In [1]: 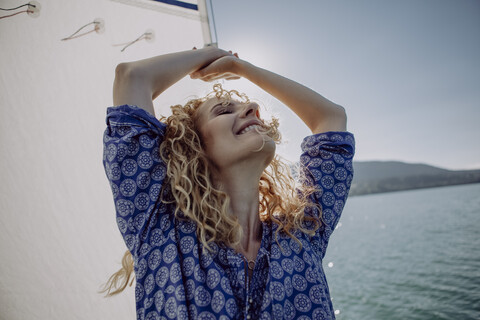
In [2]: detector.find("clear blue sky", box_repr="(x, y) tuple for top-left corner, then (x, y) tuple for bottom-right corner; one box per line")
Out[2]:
(210, 0), (480, 170)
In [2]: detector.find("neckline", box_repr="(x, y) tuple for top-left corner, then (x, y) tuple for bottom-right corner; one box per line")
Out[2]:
(228, 220), (271, 264)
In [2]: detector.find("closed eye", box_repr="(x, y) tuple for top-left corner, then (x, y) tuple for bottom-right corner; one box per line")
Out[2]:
(217, 108), (232, 115)
(215, 102), (234, 115)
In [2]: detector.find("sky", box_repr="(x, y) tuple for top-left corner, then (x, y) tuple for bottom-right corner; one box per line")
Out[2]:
(207, 0), (480, 170)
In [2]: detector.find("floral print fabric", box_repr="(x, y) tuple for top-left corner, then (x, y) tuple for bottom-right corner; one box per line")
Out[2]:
(103, 105), (355, 320)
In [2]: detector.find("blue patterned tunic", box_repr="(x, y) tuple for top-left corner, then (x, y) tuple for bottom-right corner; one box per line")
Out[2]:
(103, 105), (355, 320)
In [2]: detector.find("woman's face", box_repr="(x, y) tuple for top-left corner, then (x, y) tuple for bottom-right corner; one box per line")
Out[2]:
(195, 97), (275, 171)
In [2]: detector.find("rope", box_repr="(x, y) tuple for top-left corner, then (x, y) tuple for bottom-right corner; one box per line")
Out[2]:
(61, 22), (96, 41)
(0, 9), (30, 19)
(0, 3), (31, 11)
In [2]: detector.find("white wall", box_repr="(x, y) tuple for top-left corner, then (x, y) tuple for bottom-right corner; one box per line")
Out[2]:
(0, 1), (209, 318)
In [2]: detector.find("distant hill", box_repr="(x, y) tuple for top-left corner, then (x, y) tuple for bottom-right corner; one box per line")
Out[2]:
(350, 161), (480, 196)
(352, 161), (450, 183)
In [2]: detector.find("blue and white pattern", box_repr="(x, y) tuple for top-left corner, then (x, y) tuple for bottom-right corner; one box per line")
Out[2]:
(103, 105), (355, 320)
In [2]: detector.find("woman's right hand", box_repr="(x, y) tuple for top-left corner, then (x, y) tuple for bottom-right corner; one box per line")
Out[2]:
(190, 51), (242, 82)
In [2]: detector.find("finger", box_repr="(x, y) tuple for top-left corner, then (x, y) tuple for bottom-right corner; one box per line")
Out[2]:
(201, 75), (225, 82)
(191, 64), (217, 78)
(195, 73), (219, 82)
(202, 76), (218, 82)
(207, 74), (235, 81)
(191, 71), (209, 79)
(190, 69), (205, 78)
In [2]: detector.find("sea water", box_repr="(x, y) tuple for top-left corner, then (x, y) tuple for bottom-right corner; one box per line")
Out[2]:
(324, 183), (480, 320)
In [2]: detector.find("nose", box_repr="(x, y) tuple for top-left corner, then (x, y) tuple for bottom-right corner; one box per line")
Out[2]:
(240, 102), (260, 118)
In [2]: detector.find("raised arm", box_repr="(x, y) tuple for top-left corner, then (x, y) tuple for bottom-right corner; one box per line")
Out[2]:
(113, 47), (234, 116)
(190, 56), (347, 134)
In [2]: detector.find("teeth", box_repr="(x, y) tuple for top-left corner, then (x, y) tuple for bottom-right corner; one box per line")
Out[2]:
(239, 125), (260, 135)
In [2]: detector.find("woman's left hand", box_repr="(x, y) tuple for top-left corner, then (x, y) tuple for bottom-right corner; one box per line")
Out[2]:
(190, 51), (242, 81)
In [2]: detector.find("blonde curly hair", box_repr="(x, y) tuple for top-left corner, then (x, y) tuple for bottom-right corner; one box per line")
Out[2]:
(99, 84), (321, 297)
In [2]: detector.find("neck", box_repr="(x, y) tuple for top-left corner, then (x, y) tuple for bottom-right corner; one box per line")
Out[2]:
(214, 161), (264, 252)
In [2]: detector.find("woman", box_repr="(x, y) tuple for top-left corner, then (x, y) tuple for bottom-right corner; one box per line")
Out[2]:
(101, 46), (355, 320)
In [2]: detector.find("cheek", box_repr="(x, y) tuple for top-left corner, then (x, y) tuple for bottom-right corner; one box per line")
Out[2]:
(203, 131), (231, 157)
(202, 119), (232, 144)
(201, 129), (238, 167)
(200, 127), (227, 157)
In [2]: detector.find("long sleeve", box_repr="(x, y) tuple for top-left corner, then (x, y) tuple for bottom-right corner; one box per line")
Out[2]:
(103, 104), (168, 255)
(299, 131), (355, 258)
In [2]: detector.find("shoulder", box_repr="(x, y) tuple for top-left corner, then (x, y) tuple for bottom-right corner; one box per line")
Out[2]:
(106, 104), (166, 135)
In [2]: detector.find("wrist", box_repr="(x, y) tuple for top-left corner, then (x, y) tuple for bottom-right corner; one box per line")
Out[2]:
(201, 46), (229, 61)
(235, 59), (256, 78)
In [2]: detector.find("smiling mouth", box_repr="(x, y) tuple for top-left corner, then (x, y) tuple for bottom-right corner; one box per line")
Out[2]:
(238, 124), (262, 135)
